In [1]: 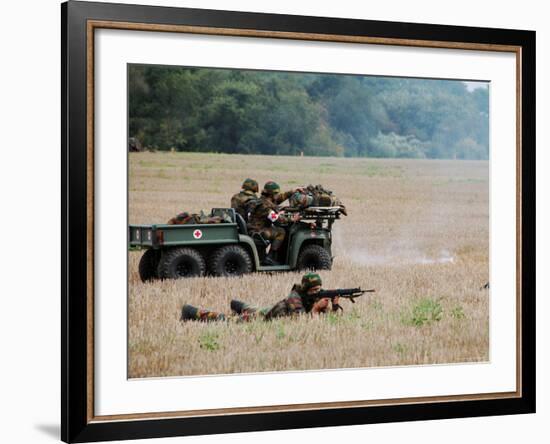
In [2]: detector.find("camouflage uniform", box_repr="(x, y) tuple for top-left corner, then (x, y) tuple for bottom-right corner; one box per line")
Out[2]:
(181, 273), (325, 322)
(231, 178), (259, 220)
(167, 210), (228, 225)
(247, 181), (296, 255)
(288, 191), (314, 209)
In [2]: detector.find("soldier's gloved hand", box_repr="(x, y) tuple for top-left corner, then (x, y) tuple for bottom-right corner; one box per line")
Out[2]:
(331, 296), (343, 313)
(312, 298), (330, 314)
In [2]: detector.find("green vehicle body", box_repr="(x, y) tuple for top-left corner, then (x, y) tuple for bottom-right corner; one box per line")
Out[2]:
(129, 207), (339, 280)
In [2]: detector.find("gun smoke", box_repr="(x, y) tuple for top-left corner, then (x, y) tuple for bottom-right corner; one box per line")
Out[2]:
(332, 228), (456, 266)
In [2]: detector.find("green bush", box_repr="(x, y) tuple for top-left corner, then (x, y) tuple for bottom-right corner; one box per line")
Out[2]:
(404, 298), (443, 327)
(199, 331), (220, 351)
(393, 342), (408, 356)
(451, 306), (466, 320)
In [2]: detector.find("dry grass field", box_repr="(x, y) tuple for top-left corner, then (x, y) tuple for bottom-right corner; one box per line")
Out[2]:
(128, 151), (489, 378)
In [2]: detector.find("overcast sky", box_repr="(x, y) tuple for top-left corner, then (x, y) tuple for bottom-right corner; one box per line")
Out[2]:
(463, 81), (489, 92)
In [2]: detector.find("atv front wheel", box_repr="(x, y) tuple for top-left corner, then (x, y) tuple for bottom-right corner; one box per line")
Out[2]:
(297, 244), (332, 271)
(158, 247), (206, 279)
(209, 245), (253, 277)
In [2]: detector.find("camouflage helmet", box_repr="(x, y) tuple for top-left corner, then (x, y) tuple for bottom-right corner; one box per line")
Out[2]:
(262, 181), (281, 196)
(301, 272), (322, 290)
(175, 211), (190, 221)
(241, 178), (259, 192)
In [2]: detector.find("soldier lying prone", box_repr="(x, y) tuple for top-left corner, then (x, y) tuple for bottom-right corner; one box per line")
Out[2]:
(181, 273), (375, 322)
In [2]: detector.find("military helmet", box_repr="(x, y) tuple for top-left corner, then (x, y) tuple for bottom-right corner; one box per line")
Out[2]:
(301, 272), (322, 290)
(241, 178), (259, 192)
(262, 181), (281, 196)
(175, 211), (190, 221)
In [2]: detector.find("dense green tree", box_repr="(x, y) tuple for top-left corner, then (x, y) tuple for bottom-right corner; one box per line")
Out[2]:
(128, 65), (489, 159)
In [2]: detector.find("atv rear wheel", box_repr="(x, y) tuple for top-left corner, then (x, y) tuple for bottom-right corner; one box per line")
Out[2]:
(158, 247), (206, 279)
(209, 245), (253, 277)
(297, 244), (332, 271)
(138, 249), (160, 282)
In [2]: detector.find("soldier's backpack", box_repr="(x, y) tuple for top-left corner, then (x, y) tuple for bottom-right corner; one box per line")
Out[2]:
(243, 197), (264, 222)
(289, 184), (346, 214)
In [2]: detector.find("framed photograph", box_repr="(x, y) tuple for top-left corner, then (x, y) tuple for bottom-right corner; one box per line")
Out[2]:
(62, 1), (535, 442)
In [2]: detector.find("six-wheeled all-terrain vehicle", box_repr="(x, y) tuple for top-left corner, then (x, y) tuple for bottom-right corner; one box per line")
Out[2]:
(129, 207), (343, 281)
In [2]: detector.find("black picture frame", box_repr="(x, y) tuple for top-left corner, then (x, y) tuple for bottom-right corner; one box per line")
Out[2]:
(61, 1), (536, 442)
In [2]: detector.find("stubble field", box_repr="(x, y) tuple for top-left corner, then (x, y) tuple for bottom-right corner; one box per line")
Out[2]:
(128, 151), (489, 378)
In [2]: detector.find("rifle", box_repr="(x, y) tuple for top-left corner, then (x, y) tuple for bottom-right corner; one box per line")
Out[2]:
(316, 287), (376, 312)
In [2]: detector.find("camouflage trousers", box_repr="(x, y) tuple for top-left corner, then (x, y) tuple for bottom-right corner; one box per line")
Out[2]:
(190, 306), (268, 323)
(228, 302), (270, 322)
(256, 226), (286, 243)
(185, 299), (288, 323)
(231, 300), (290, 321)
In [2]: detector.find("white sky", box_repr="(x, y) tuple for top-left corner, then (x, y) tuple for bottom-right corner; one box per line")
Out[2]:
(464, 80), (490, 91)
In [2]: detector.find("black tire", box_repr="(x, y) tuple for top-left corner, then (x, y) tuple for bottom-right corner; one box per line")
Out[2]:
(158, 247), (206, 279)
(208, 245), (253, 277)
(297, 244), (332, 271)
(138, 249), (160, 282)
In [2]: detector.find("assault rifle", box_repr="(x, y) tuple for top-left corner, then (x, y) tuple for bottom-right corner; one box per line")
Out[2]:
(313, 287), (376, 312)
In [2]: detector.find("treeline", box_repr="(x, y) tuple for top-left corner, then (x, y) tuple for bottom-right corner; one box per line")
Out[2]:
(129, 65), (489, 159)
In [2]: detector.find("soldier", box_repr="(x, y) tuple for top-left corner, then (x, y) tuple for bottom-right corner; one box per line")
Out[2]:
(128, 137), (142, 152)
(230, 178), (259, 220)
(181, 272), (339, 322)
(167, 210), (228, 225)
(247, 181), (302, 265)
(289, 184), (347, 215)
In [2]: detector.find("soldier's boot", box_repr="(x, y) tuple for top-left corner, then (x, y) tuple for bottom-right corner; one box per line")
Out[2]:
(181, 304), (225, 322)
(263, 250), (280, 266)
(230, 299), (258, 320)
(265, 239), (283, 265)
(269, 239), (283, 265)
(181, 304), (198, 321)
(230, 299), (246, 314)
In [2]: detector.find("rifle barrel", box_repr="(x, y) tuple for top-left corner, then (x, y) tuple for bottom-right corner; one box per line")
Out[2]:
(317, 288), (375, 299)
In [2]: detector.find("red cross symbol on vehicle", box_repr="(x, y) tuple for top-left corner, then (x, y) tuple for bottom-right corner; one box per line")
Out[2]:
(193, 229), (203, 239)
